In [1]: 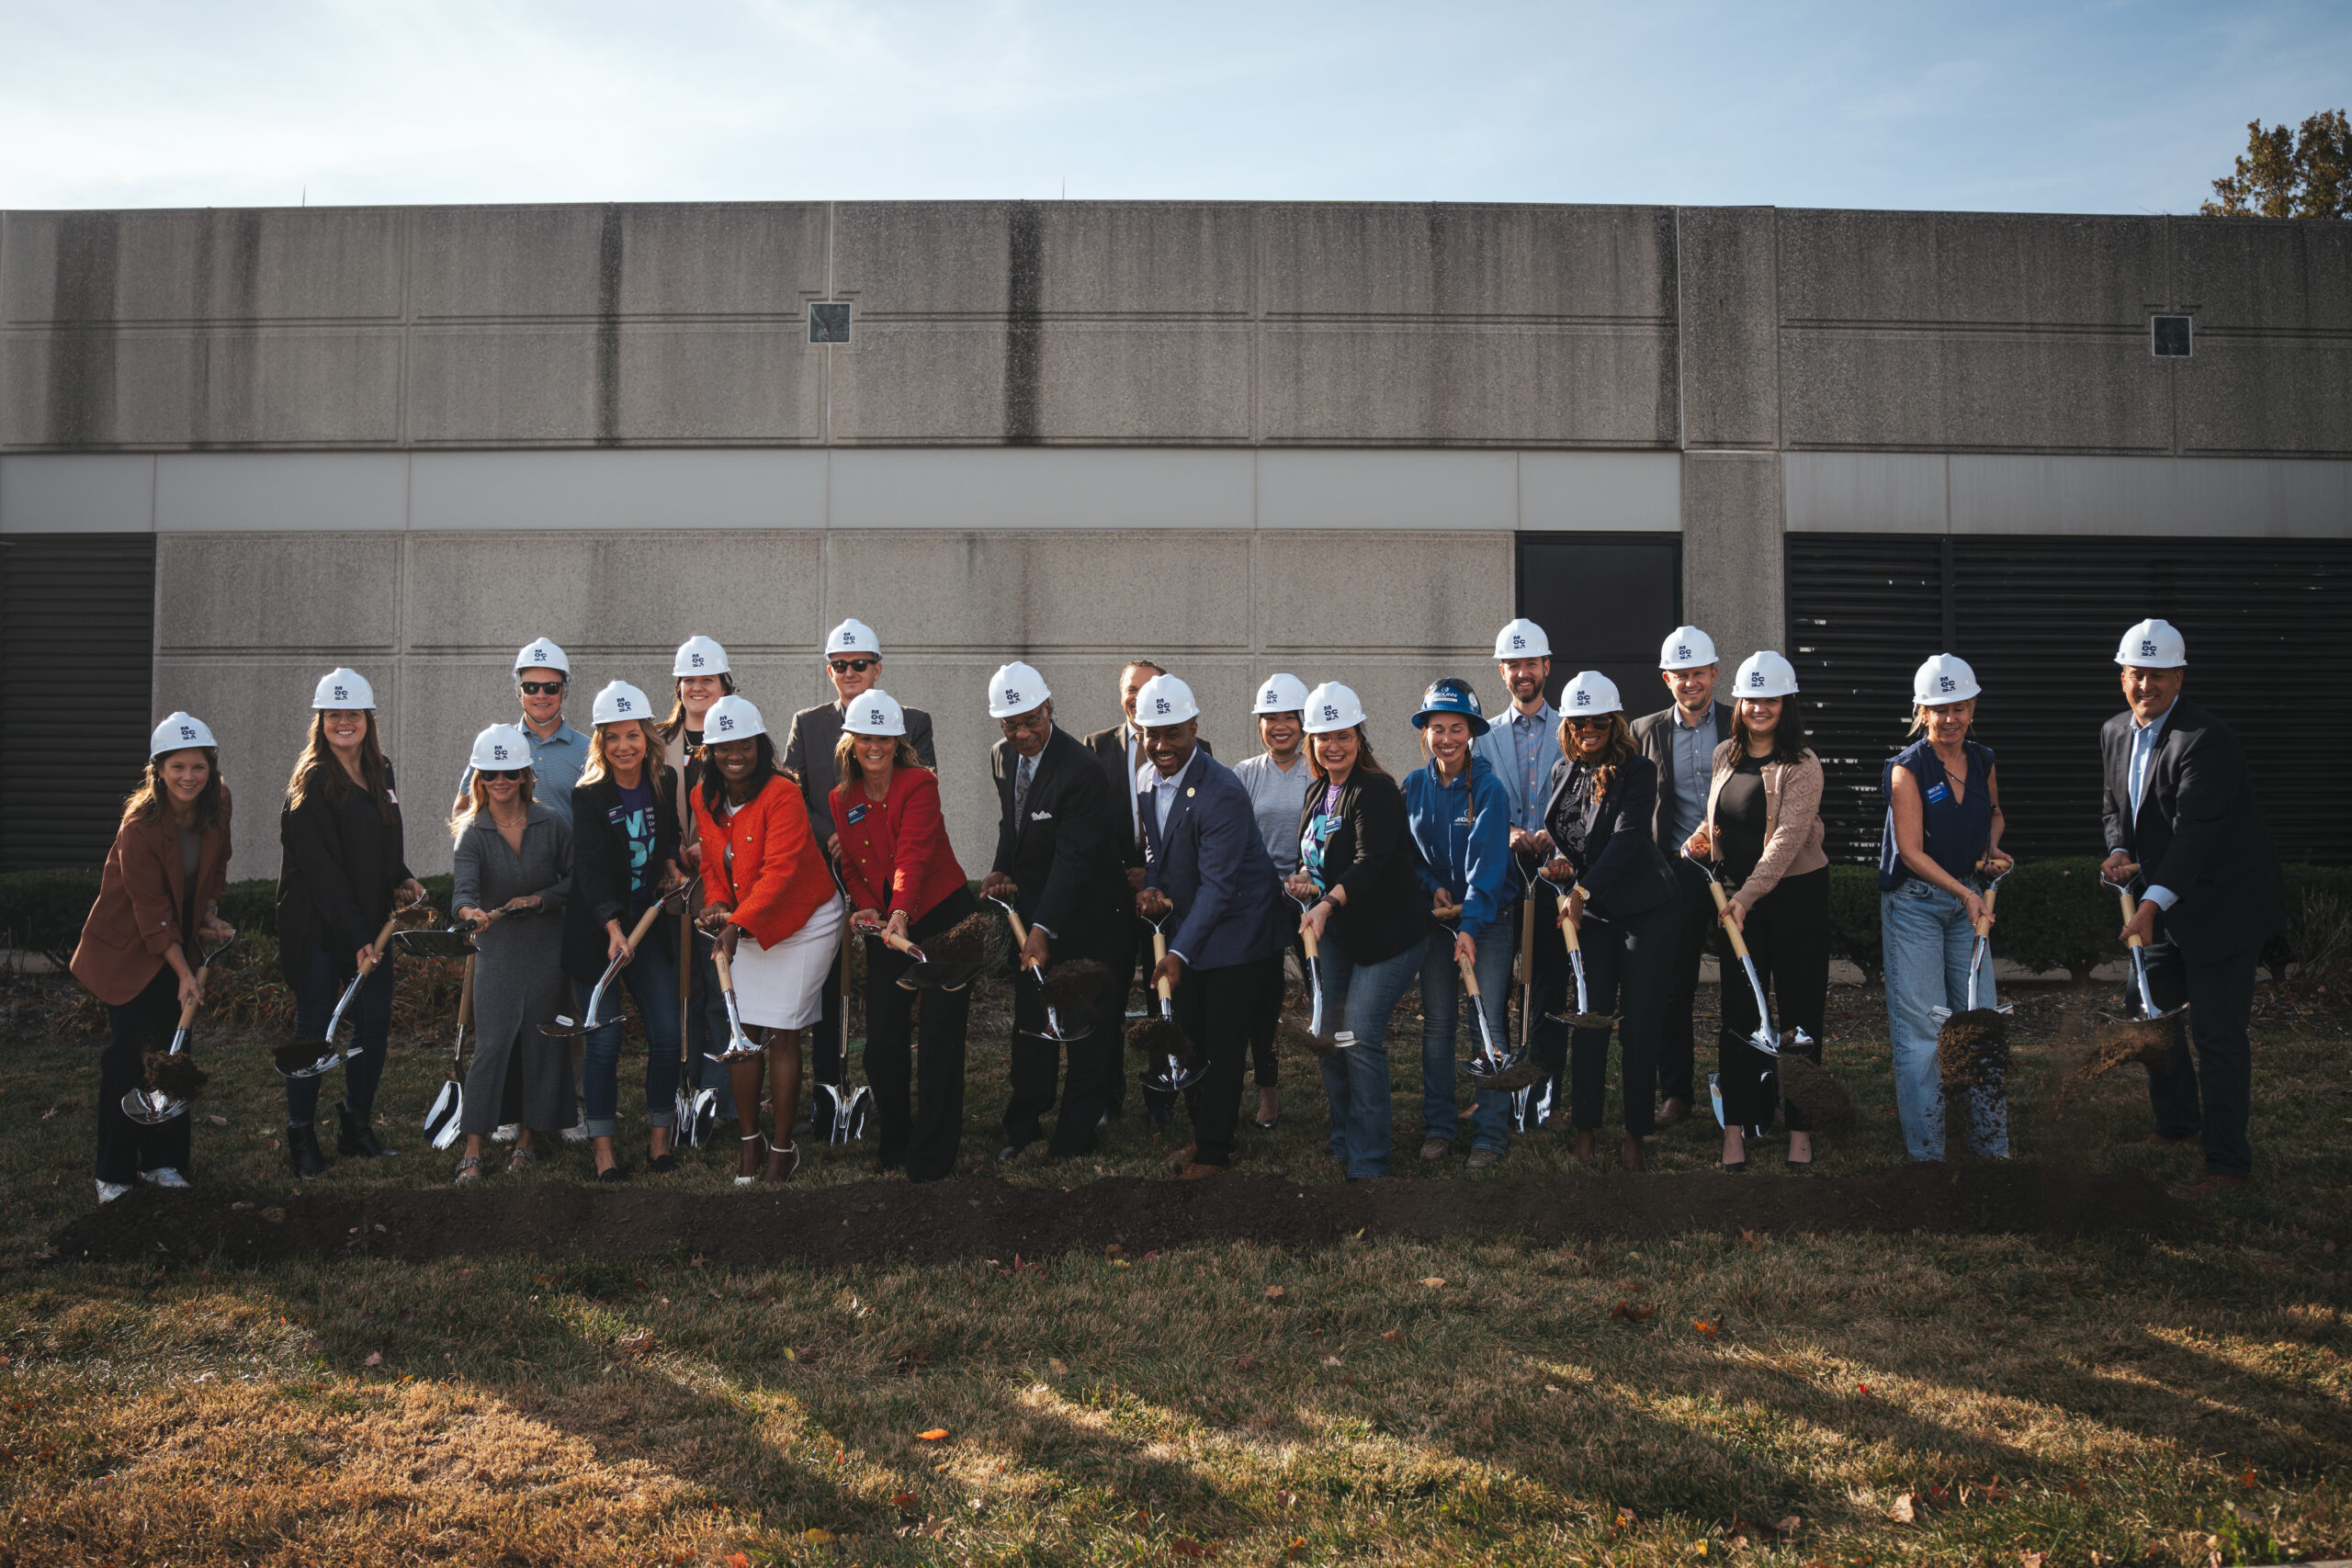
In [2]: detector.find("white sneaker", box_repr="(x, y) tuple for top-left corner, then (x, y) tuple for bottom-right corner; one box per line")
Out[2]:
(95, 1179), (132, 1203)
(492, 1123), (520, 1144)
(140, 1168), (191, 1190)
(560, 1121), (589, 1145)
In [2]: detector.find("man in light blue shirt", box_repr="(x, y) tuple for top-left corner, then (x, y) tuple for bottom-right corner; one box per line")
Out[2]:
(1472, 619), (1561, 1127)
(452, 637), (591, 828)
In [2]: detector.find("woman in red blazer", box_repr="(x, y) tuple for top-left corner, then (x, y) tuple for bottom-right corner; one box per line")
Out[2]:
(70, 713), (235, 1203)
(830, 691), (978, 1182)
(691, 695), (844, 1184)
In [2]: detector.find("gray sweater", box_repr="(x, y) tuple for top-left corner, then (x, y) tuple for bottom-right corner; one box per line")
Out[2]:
(1231, 751), (1316, 875)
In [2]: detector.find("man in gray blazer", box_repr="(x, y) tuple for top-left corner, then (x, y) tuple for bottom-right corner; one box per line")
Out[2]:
(1625, 625), (1734, 1130)
(782, 616), (935, 1112)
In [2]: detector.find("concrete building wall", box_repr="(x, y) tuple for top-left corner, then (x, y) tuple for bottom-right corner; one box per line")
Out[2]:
(4, 200), (2348, 877)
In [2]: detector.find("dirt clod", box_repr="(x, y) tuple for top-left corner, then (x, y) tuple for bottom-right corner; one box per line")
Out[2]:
(1126, 1017), (1193, 1067)
(1777, 1053), (1855, 1136)
(2065, 1017), (2181, 1093)
(1275, 1021), (1336, 1059)
(1936, 1012), (2009, 1091)
(1039, 961), (1109, 1032)
(141, 1052), (210, 1100)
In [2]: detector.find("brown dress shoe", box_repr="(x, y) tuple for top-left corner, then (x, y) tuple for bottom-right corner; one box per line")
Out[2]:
(1163, 1142), (1197, 1171)
(1178, 1163), (1227, 1180)
(1621, 1134), (1645, 1172)
(1656, 1097), (1690, 1130)
(2180, 1173), (2246, 1200)
(1571, 1129), (1597, 1163)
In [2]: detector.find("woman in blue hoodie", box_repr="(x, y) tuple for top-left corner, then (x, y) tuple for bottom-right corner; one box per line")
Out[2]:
(1402, 679), (1518, 1169)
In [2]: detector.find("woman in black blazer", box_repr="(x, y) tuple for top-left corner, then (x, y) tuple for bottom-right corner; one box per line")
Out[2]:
(564, 683), (686, 1180)
(1540, 672), (1679, 1171)
(1284, 682), (1428, 1181)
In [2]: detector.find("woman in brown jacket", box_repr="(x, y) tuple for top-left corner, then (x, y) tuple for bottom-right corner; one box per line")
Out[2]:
(1684, 652), (1830, 1172)
(70, 713), (235, 1203)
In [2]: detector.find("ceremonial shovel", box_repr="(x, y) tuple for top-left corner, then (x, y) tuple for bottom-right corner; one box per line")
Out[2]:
(276, 894), (435, 1078)
(121, 933), (239, 1125)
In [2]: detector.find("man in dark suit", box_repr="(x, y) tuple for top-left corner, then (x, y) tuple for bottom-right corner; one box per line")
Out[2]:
(2099, 618), (2284, 1199)
(783, 617), (935, 1112)
(1625, 625), (1734, 1129)
(1132, 674), (1288, 1179)
(1083, 658), (1209, 1127)
(980, 661), (1125, 1163)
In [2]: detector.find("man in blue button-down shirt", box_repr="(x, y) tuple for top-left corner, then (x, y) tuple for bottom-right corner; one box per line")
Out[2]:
(451, 637), (591, 828)
(1473, 618), (1563, 1123)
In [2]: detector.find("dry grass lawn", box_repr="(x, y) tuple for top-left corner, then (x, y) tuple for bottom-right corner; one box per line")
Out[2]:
(0, 977), (2345, 1566)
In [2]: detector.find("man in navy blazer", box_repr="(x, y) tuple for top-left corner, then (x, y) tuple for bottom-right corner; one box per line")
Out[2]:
(1131, 674), (1288, 1179)
(2098, 619), (2284, 1198)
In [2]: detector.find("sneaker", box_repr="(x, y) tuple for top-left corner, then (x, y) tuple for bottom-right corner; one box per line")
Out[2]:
(95, 1179), (132, 1204)
(1419, 1137), (1451, 1161)
(560, 1121), (589, 1145)
(139, 1168), (191, 1190)
(1464, 1147), (1501, 1171)
(492, 1122), (521, 1144)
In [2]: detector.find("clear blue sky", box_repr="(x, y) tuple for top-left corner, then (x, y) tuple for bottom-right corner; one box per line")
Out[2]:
(2, 0), (2344, 213)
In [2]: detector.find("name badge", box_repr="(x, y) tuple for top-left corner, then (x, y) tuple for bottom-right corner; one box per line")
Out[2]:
(845, 804), (869, 825)
(1925, 783), (1951, 805)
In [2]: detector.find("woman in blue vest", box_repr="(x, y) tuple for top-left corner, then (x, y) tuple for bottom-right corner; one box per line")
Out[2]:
(1402, 679), (1517, 1169)
(1880, 653), (2010, 1160)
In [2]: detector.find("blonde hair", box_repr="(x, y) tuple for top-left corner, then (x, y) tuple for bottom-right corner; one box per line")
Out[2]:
(447, 768), (537, 842)
(831, 728), (922, 796)
(286, 712), (396, 823)
(580, 719), (666, 788)
(1905, 699), (1977, 738)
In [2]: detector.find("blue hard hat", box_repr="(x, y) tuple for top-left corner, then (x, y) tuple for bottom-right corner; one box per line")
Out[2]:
(1411, 677), (1489, 738)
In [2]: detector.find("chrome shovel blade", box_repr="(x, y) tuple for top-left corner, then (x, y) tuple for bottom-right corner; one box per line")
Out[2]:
(1708, 1072), (1726, 1130)
(424, 1079), (462, 1150)
(677, 1088), (719, 1148)
(119, 1088), (185, 1125)
(842, 1086), (873, 1143)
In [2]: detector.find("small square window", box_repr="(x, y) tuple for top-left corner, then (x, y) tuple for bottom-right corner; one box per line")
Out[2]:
(808, 301), (852, 344)
(2151, 315), (2192, 357)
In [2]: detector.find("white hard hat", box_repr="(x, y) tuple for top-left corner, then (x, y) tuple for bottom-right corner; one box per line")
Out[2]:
(1134, 673), (1199, 728)
(468, 723), (533, 773)
(673, 636), (730, 678)
(1659, 626), (1719, 671)
(843, 689), (906, 737)
(1303, 682), (1367, 734)
(2116, 618), (2186, 670)
(987, 661), (1050, 719)
(1253, 672), (1310, 715)
(1494, 618), (1552, 660)
(514, 637), (569, 675)
(590, 681), (653, 727)
(1734, 650), (1800, 700)
(1559, 671), (1623, 717)
(826, 618), (880, 658)
(311, 667), (376, 711)
(150, 711), (217, 757)
(701, 694), (766, 743)
(1911, 654), (1981, 706)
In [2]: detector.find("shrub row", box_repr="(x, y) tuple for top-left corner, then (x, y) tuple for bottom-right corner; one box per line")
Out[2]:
(0, 872), (455, 970)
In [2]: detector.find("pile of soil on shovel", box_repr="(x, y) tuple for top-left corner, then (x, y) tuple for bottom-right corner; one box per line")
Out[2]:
(1776, 1054), (1856, 1136)
(2063, 1017), (2181, 1095)
(1936, 1011), (2010, 1091)
(55, 1163), (2184, 1274)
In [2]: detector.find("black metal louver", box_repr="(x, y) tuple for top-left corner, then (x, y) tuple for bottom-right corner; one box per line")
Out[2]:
(1790, 534), (2352, 865)
(0, 534), (156, 871)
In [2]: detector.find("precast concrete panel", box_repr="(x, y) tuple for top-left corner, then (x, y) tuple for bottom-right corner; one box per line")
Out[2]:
(1676, 207), (1777, 449)
(1780, 330), (2172, 453)
(2175, 340), (2352, 457)
(2170, 218), (2352, 333)
(155, 452), (408, 533)
(1777, 210), (2165, 327)
(831, 201), (1256, 318)
(409, 450), (829, 531)
(2, 327), (405, 449)
(155, 532), (401, 652)
(1252, 531), (1510, 652)
(1680, 452), (1783, 662)
(0, 208), (404, 325)
(1255, 204), (1673, 321)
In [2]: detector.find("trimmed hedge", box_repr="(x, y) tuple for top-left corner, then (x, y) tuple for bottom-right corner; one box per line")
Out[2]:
(0, 871), (458, 972)
(1825, 859), (2352, 986)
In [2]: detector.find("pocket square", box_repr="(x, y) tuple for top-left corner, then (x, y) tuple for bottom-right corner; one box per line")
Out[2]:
(1030, 809), (1054, 820)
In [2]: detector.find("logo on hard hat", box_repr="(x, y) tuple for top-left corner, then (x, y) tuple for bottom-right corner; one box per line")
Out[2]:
(1510, 635), (1525, 650)
(2140, 639), (2156, 658)
(1003, 687), (1022, 705)
(1152, 697), (1170, 715)
(179, 724), (197, 739)
(1320, 705), (1338, 721)
(1571, 690), (1590, 707)
(616, 695), (632, 712)
(1748, 671), (1765, 687)
(690, 653), (706, 668)
(867, 707), (883, 724)
(492, 744), (510, 761)
(1674, 644), (1691, 661)
(716, 715), (734, 733)
(333, 685), (348, 701)
(1937, 675), (1955, 693)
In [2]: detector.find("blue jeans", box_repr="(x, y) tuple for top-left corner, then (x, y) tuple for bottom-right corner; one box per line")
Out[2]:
(582, 944), (685, 1136)
(286, 942), (395, 1126)
(1313, 930), (1419, 1179)
(1882, 880), (2007, 1160)
(1419, 921), (1514, 1154)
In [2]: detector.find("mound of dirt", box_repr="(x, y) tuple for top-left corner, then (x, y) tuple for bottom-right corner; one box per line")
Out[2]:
(55, 1162), (2185, 1273)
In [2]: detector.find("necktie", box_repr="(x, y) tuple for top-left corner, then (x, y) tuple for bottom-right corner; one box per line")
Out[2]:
(1015, 753), (1035, 821)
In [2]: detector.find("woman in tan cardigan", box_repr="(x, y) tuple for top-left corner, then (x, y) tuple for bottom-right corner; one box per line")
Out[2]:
(1683, 652), (1829, 1171)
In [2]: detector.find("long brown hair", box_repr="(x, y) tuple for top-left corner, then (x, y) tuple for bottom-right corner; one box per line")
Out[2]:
(1733, 697), (1810, 767)
(286, 712), (397, 822)
(1307, 726), (1389, 784)
(581, 718), (667, 788)
(121, 749), (227, 833)
(831, 729), (923, 799)
(661, 672), (738, 743)
(1555, 712), (1634, 796)
(448, 767), (537, 842)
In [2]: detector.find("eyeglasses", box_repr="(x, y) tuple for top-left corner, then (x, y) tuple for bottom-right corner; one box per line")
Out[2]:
(999, 714), (1049, 735)
(517, 681), (565, 695)
(829, 658), (876, 674)
(480, 769), (524, 782)
(1565, 716), (1612, 730)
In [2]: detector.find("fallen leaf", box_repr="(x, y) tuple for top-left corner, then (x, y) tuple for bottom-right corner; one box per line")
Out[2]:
(892, 1492), (919, 1511)
(1277, 1491), (1299, 1509)
(1420, 1276), (1446, 1288)
(1319, 1354), (1342, 1367)
(2019, 1553), (2047, 1568)
(1380, 1329), (1404, 1346)
(1888, 1494), (1915, 1523)
(1617, 1506), (1638, 1528)
(1858, 1382), (1870, 1394)
(207, 1113), (228, 1126)
(362, 1350), (383, 1367)
(1692, 1320), (1718, 1336)
(1287, 1538), (1307, 1559)
(1105, 1244), (1124, 1257)
(1142, 1250), (1160, 1261)
(1230, 1354), (1257, 1371)
(1048, 1358), (1068, 1374)
(1611, 1301), (1629, 1319)
(804, 1528), (835, 1544)
(1777, 1516), (1801, 1537)
(727, 1555), (750, 1568)
(1264, 1286), (1285, 1301)
(1631, 1304), (1656, 1322)
(917, 1428), (949, 1441)
(1170, 1540), (1213, 1559)
(2238, 1466), (2256, 1488)
(261, 1207), (286, 1224)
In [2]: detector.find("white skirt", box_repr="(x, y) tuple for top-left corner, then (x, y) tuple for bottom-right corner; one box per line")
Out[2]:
(730, 895), (846, 1031)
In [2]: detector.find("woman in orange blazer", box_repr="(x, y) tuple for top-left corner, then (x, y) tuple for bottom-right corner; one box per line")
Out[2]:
(691, 695), (844, 1184)
(829, 690), (977, 1182)
(70, 713), (235, 1203)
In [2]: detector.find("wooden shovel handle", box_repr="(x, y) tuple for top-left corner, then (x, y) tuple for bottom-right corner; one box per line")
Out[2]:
(173, 943), (228, 1029)
(1975, 886), (1998, 941)
(1702, 876), (1754, 961)
(1000, 902), (1029, 946)
(458, 954), (477, 1032)
(358, 909), (402, 975)
(1516, 894), (1535, 983)
(2116, 886), (2146, 948)
(1152, 929), (1172, 1003)
(1554, 891), (1583, 954)
(1456, 953), (1481, 998)
(623, 898), (668, 952)
(675, 903), (692, 1067)
(711, 936), (737, 993)
(1297, 916), (1319, 962)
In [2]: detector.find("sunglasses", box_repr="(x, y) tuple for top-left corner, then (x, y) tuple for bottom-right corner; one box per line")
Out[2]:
(1566, 716), (1612, 730)
(829, 658), (877, 674)
(479, 769), (524, 782)
(517, 681), (565, 695)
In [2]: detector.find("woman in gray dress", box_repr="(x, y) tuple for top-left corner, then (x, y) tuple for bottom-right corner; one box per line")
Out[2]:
(448, 724), (574, 1183)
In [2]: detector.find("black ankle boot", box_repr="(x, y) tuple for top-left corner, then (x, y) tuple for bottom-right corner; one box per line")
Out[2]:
(287, 1122), (328, 1179)
(337, 1102), (396, 1158)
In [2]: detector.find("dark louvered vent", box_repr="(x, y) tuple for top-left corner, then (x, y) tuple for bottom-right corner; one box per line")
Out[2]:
(0, 534), (156, 870)
(1517, 535), (1682, 713)
(1790, 535), (2352, 864)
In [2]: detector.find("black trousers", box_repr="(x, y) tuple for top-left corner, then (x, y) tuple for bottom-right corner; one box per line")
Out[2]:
(1004, 933), (1118, 1157)
(1174, 951), (1282, 1168)
(860, 889), (977, 1181)
(2140, 938), (2258, 1179)
(97, 968), (192, 1184)
(1714, 866), (1830, 1132)
(1241, 936), (1304, 1091)
(1517, 884), (1574, 1128)
(1658, 855), (1716, 1105)
(1566, 897), (1676, 1137)
(1099, 908), (1141, 1115)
